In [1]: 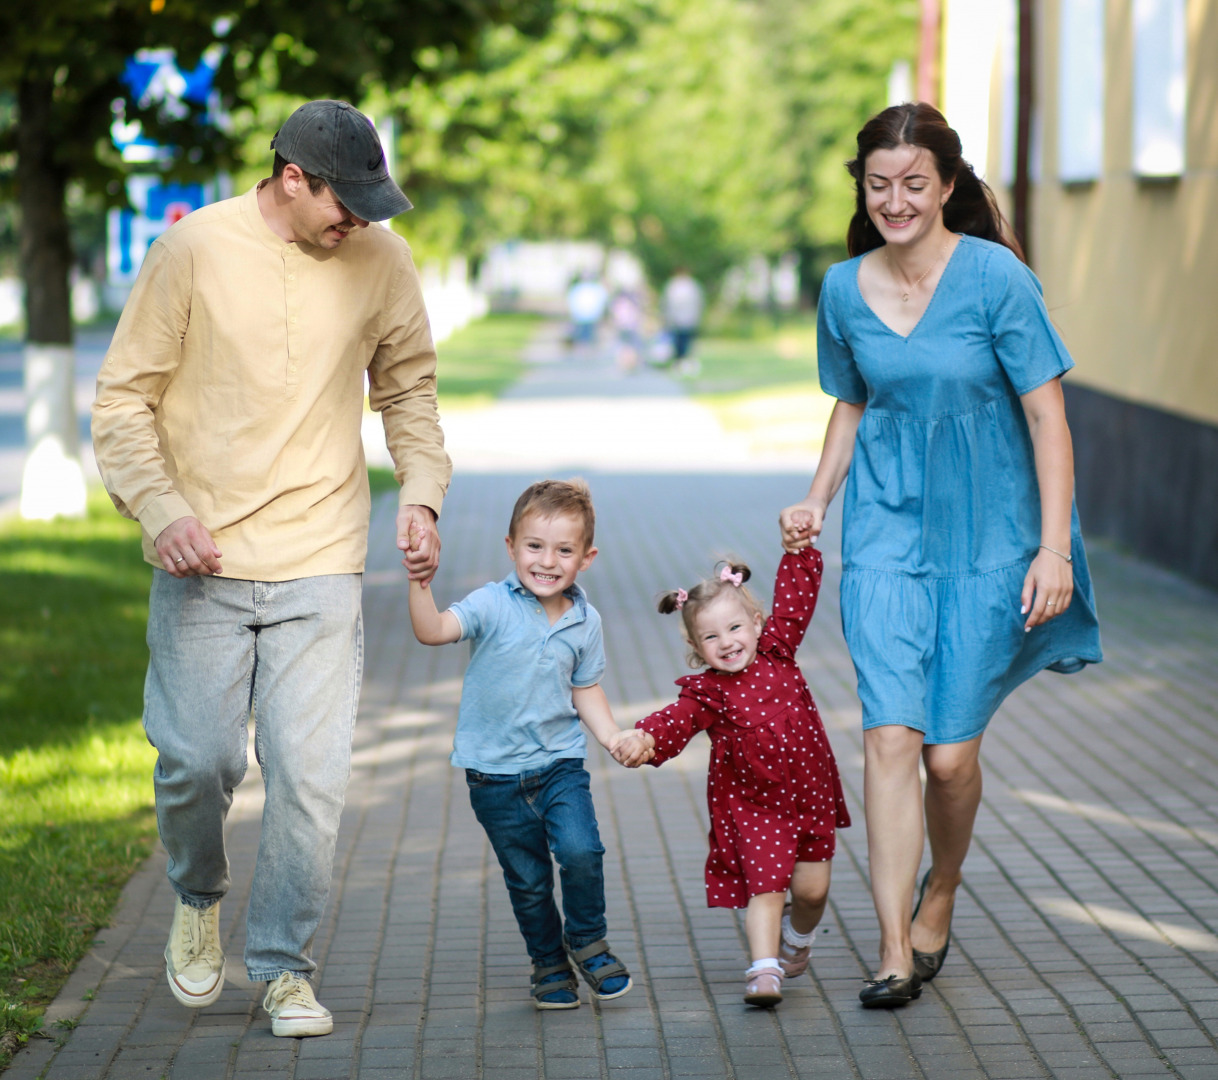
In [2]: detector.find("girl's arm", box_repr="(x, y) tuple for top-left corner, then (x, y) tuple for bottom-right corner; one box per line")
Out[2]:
(408, 579), (462, 645)
(764, 547), (825, 653)
(779, 399), (865, 551)
(1019, 377), (1075, 630)
(636, 689), (717, 766)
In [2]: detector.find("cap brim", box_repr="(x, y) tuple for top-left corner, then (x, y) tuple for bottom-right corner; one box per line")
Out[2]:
(327, 175), (413, 222)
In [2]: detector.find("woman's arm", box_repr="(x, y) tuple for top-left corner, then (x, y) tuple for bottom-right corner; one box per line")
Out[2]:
(779, 399), (865, 551)
(1018, 377), (1075, 630)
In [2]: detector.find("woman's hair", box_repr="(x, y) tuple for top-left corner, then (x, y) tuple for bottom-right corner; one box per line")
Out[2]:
(658, 562), (766, 669)
(844, 102), (1024, 261)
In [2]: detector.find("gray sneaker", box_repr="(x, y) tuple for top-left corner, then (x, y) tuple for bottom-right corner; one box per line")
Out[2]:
(263, 972), (333, 1037)
(165, 898), (225, 1008)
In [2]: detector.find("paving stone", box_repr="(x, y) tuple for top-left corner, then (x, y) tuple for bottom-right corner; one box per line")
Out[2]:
(8, 329), (1218, 1079)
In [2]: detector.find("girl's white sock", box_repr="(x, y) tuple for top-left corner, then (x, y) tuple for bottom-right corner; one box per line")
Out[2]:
(747, 957), (781, 975)
(782, 914), (816, 949)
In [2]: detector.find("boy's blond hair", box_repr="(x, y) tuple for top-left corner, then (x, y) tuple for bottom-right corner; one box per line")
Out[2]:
(508, 479), (596, 550)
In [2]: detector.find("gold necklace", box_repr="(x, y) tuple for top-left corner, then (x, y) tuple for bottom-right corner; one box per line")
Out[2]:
(886, 242), (947, 302)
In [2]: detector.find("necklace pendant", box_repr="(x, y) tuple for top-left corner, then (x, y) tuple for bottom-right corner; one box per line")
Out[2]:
(900, 292), (910, 302)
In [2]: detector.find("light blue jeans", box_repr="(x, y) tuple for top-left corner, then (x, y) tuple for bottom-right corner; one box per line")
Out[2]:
(144, 570), (363, 982)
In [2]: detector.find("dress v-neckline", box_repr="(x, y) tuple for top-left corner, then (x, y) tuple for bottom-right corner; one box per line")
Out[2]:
(854, 235), (963, 340)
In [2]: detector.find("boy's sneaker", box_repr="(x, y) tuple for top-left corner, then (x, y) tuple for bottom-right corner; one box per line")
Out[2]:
(569, 940), (632, 1001)
(531, 964), (580, 1010)
(165, 898), (225, 1008)
(263, 972), (333, 1037)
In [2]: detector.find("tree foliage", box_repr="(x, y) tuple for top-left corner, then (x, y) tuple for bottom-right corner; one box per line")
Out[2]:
(0, 0), (556, 341)
(390, 0), (918, 293)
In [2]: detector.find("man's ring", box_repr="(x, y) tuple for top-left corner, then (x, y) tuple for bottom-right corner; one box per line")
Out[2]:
(174, 556), (186, 563)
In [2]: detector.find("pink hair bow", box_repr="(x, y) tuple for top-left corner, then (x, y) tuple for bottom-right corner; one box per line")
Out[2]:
(675, 588), (688, 610)
(719, 566), (743, 587)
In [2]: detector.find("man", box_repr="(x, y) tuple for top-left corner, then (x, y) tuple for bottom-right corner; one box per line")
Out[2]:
(92, 100), (451, 1038)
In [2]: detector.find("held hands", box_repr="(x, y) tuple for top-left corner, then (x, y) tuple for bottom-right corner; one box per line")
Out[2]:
(609, 729), (655, 768)
(397, 504), (441, 585)
(155, 517), (222, 577)
(779, 498), (826, 553)
(1020, 547), (1074, 632)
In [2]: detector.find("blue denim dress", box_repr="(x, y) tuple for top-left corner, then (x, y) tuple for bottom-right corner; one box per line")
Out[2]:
(818, 236), (1102, 743)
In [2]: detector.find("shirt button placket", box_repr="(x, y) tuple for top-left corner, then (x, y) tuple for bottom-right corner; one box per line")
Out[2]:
(284, 248), (299, 401)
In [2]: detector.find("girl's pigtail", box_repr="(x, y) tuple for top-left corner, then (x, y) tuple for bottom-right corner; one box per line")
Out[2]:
(716, 560), (752, 587)
(657, 590), (685, 614)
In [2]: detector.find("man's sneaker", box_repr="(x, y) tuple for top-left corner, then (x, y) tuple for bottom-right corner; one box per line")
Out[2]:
(263, 972), (334, 1037)
(165, 898), (225, 1008)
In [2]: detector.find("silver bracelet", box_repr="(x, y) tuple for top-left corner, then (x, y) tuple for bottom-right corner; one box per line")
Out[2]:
(1039, 543), (1072, 564)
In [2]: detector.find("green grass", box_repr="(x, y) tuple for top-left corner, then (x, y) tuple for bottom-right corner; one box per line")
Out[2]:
(0, 492), (158, 1065)
(674, 317), (835, 455)
(434, 313), (541, 410)
(676, 317), (819, 398)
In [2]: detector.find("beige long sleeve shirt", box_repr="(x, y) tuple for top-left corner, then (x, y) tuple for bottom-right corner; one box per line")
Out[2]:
(93, 185), (451, 581)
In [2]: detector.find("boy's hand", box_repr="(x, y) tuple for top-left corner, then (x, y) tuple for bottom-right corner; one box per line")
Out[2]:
(397, 504), (441, 585)
(610, 729), (655, 768)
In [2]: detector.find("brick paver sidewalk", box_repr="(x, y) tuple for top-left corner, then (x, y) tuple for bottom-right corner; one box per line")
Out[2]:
(9, 331), (1218, 1080)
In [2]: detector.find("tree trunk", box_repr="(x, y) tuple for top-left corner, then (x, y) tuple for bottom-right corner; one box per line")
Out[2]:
(17, 77), (73, 346)
(17, 75), (86, 519)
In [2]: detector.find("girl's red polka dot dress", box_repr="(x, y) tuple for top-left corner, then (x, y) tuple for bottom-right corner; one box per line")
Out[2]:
(637, 547), (851, 908)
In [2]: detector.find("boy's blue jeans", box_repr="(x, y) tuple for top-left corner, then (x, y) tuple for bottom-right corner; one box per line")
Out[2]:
(466, 758), (607, 970)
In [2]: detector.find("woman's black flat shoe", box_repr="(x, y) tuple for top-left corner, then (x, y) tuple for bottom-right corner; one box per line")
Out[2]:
(911, 868), (951, 982)
(859, 972), (923, 1008)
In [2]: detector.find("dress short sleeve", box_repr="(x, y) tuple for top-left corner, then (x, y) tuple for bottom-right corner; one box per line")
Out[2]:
(817, 263), (868, 404)
(981, 245), (1075, 395)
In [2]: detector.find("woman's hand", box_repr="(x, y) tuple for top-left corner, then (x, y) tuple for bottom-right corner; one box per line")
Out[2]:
(1020, 548), (1074, 631)
(779, 497), (827, 552)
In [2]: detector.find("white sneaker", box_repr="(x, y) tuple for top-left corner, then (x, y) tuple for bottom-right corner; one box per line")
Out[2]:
(165, 898), (225, 1008)
(263, 972), (333, 1037)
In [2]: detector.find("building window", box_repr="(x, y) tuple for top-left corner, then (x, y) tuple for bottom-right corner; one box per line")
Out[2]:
(1058, 0), (1105, 182)
(1133, 0), (1186, 177)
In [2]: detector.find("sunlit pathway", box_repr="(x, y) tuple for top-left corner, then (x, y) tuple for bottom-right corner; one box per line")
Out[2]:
(10, 330), (1218, 1080)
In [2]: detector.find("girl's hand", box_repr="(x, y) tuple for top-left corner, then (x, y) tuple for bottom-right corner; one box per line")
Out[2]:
(1020, 548), (1074, 631)
(779, 498), (826, 552)
(610, 730), (655, 768)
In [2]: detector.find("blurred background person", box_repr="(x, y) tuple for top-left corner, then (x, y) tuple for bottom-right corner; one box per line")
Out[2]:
(661, 267), (705, 369)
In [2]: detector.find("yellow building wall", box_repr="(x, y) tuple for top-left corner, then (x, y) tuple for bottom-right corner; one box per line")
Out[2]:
(1031, 0), (1218, 427)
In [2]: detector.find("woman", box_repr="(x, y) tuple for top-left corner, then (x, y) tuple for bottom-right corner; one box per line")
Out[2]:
(779, 103), (1102, 1008)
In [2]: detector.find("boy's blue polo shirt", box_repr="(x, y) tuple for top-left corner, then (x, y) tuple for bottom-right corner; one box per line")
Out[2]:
(449, 570), (605, 774)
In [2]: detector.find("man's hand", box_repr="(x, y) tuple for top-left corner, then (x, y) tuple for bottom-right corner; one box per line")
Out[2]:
(154, 517), (223, 577)
(397, 504), (441, 585)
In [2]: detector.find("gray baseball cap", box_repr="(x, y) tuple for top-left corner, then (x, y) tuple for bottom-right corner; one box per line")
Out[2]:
(271, 100), (412, 221)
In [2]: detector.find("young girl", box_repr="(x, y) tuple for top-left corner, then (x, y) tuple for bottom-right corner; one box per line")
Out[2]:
(628, 546), (851, 1007)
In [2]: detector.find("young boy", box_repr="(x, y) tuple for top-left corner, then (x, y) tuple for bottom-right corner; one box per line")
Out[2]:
(408, 479), (647, 1009)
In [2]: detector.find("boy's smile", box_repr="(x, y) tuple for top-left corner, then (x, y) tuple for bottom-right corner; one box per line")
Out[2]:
(693, 593), (764, 674)
(506, 511), (597, 618)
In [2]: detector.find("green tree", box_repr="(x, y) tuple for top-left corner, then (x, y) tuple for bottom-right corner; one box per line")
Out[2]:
(386, 0), (916, 297)
(0, 0), (555, 517)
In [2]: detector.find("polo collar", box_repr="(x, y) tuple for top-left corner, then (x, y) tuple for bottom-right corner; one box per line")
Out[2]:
(505, 569), (586, 611)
